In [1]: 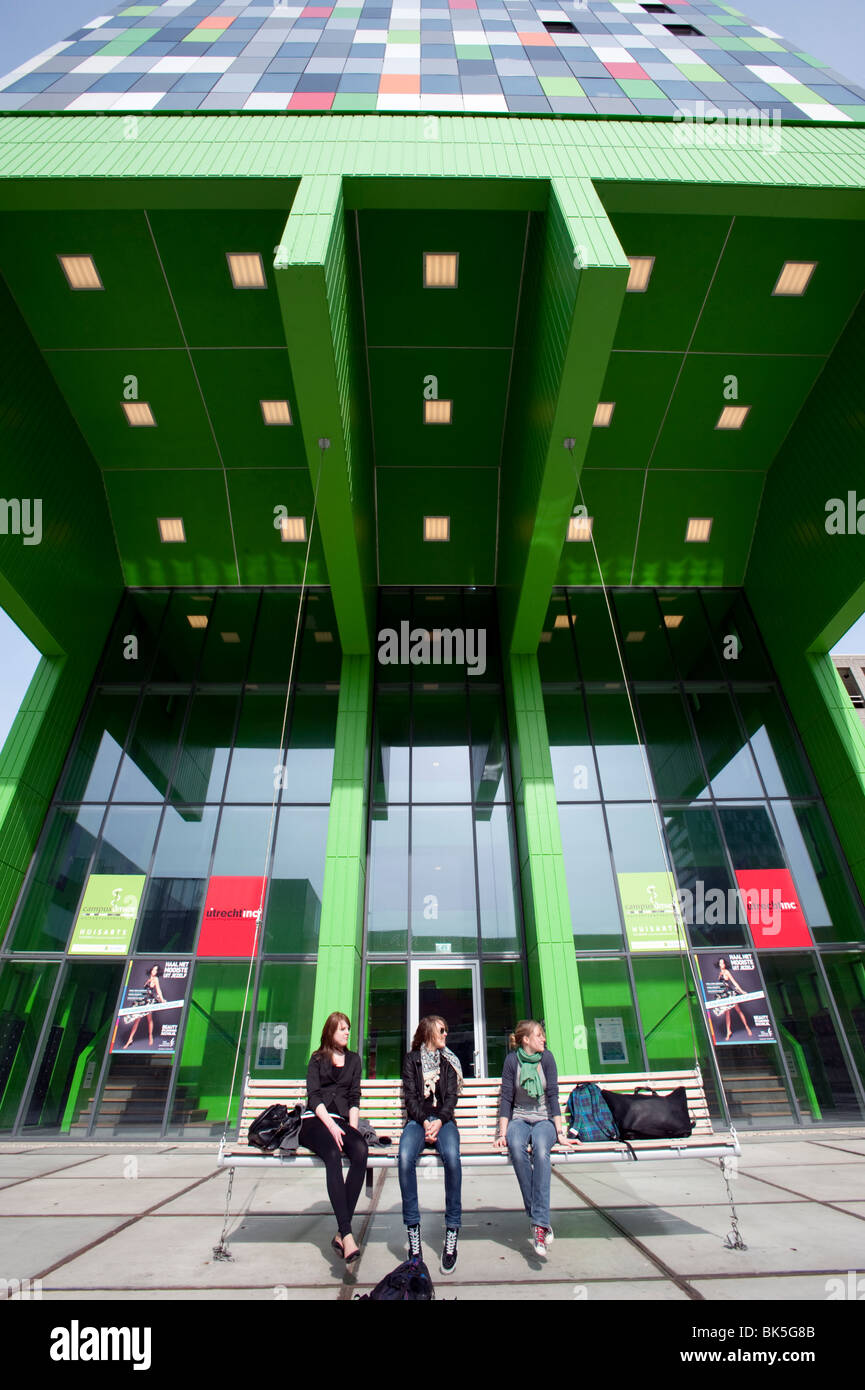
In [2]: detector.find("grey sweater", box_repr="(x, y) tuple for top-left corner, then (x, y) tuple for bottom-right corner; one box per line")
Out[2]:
(498, 1050), (561, 1121)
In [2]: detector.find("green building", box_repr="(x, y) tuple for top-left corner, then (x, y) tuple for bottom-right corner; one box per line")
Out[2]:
(1, 0), (865, 1139)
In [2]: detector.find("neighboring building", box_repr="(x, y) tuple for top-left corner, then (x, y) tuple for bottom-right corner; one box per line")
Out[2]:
(833, 656), (865, 730)
(1, 1), (865, 1141)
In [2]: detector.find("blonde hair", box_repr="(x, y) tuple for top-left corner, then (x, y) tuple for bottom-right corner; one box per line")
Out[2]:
(508, 1019), (543, 1051)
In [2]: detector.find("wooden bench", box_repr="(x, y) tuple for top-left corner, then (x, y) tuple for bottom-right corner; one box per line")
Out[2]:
(218, 1069), (739, 1185)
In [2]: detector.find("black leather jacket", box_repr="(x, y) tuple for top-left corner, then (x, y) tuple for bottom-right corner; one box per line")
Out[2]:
(402, 1049), (459, 1126)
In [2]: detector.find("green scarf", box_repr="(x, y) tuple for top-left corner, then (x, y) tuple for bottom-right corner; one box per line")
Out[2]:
(517, 1046), (543, 1099)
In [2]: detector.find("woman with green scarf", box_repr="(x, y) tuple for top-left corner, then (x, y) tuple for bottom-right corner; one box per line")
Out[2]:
(494, 1020), (578, 1257)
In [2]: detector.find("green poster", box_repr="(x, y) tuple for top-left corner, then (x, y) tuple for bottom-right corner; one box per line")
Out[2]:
(69, 874), (145, 955)
(617, 871), (685, 952)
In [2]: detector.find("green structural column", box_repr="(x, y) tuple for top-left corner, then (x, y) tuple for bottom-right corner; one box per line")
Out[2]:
(507, 652), (587, 1070)
(309, 652), (372, 1051)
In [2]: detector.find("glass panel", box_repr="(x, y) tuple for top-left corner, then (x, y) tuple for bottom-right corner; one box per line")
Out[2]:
(248, 591), (301, 685)
(701, 591), (771, 680)
(821, 953), (865, 1094)
(373, 690), (410, 804)
(410, 807), (478, 954)
(718, 805), (785, 871)
(573, 959), (643, 1075)
(571, 591), (623, 682)
(736, 689), (815, 798)
(10, 807), (104, 952)
(631, 956), (714, 1075)
(168, 961), (247, 1135)
(544, 690), (597, 801)
(151, 591), (213, 682)
(282, 691), (336, 803)
(112, 690), (187, 803)
(99, 590), (169, 684)
(664, 807), (746, 949)
(197, 591), (258, 683)
(225, 691), (287, 803)
(664, 591), (723, 681)
(93, 807), (161, 877)
(537, 593), (577, 682)
(59, 692), (137, 802)
(20, 961), (124, 1134)
(250, 962), (316, 1076)
(588, 692), (652, 800)
(476, 805), (520, 952)
(559, 804), (623, 950)
(773, 802), (865, 944)
(483, 962), (526, 1078)
(364, 962), (406, 1079)
(299, 592), (341, 683)
(263, 806), (327, 953)
(464, 589), (501, 683)
(607, 803), (672, 875)
(614, 592), (675, 680)
(140, 805), (219, 952)
(149, 804), (219, 880)
(169, 692), (238, 805)
(366, 808), (408, 954)
(0, 962), (59, 1130)
(638, 690), (706, 801)
(469, 687), (509, 803)
(375, 590), (411, 686)
(411, 691), (471, 802)
(762, 952), (862, 1121)
(688, 691), (763, 798)
(417, 966), (477, 1076)
(210, 807), (271, 876)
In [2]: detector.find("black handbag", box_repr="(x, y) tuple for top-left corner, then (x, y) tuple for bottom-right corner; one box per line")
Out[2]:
(247, 1102), (304, 1153)
(601, 1086), (693, 1140)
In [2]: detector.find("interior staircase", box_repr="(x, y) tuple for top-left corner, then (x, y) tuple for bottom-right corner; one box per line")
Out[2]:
(70, 1058), (207, 1133)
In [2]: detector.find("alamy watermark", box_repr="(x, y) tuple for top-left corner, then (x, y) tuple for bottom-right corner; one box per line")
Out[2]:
(673, 103), (782, 152)
(0, 498), (41, 546)
(377, 622), (487, 677)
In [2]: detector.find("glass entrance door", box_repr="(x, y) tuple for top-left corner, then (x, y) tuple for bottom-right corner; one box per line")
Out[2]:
(409, 960), (484, 1078)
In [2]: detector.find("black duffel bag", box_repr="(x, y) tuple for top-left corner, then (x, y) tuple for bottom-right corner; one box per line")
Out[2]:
(247, 1102), (304, 1153)
(601, 1086), (693, 1140)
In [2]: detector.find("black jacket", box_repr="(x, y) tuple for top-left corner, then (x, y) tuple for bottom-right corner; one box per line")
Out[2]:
(306, 1051), (362, 1119)
(402, 1049), (459, 1126)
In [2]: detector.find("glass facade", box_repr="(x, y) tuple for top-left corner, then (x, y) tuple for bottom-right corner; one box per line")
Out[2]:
(1, 584), (864, 1136)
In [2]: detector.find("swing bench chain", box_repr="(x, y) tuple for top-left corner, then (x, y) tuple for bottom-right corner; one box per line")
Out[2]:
(213, 1162), (237, 1262)
(719, 1128), (747, 1251)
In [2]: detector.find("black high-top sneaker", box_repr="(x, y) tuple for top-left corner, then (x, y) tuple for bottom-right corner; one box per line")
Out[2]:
(406, 1224), (422, 1259)
(440, 1227), (459, 1274)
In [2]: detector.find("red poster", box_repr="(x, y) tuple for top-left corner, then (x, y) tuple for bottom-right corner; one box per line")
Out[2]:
(197, 876), (266, 957)
(734, 869), (813, 948)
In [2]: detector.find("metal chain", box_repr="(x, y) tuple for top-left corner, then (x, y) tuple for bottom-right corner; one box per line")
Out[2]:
(212, 1165), (237, 1262)
(719, 1130), (747, 1251)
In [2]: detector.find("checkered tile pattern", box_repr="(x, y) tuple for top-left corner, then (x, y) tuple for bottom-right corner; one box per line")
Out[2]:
(0, 0), (863, 118)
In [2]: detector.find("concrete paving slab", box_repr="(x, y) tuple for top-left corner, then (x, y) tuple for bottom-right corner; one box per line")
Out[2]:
(607, 1200), (865, 1276)
(67, 1152), (223, 1179)
(0, 1216), (126, 1279)
(740, 1163), (865, 1202)
(0, 1153), (105, 1178)
(350, 1278), (691, 1301)
(371, 1166), (587, 1216)
(355, 1208), (662, 1283)
(733, 1141), (862, 1166)
(28, 1286), (342, 1300)
(691, 1273), (860, 1300)
(0, 1177), (201, 1216)
(556, 1167), (791, 1208)
(812, 1140), (865, 1157)
(825, 1200), (865, 1219)
(47, 1213), (352, 1290)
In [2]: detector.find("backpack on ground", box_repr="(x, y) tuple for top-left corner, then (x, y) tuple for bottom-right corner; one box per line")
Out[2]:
(354, 1255), (435, 1300)
(566, 1082), (621, 1142)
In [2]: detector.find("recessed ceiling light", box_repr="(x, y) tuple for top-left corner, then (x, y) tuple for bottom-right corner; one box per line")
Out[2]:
(686, 517), (713, 542)
(593, 402), (615, 427)
(158, 518), (185, 543)
(123, 402), (156, 427)
(626, 256), (654, 292)
(187, 614), (208, 629)
(280, 516), (306, 542)
(423, 253), (459, 288)
(58, 254), (103, 290)
(567, 515), (593, 542)
(221, 632), (240, 644)
(626, 631), (645, 642)
(554, 614), (573, 629)
(716, 406), (749, 430)
(772, 261), (817, 297)
(261, 399), (292, 425)
(314, 631), (333, 643)
(227, 252), (266, 289)
(664, 614), (684, 628)
(424, 400), (452, 425)
(424, 516), (450, 542)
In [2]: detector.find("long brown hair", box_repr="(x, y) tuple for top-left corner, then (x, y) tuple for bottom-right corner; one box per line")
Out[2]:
(315, 1011), (350, 1058)
(412, 1015), (447, 1051)
(508, 1019), (544, 1051)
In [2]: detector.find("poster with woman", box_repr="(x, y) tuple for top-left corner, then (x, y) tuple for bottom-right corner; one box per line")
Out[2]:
(109, 959), (191, 1055)
(694, 950), (775, 1046)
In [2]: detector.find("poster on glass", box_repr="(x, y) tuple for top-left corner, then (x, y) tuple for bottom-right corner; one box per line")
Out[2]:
(694, 950), (775, 1046)
(110, 959), (191, 1055)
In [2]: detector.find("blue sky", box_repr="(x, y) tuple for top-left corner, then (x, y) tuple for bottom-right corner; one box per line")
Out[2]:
(0, 0), (864, 749)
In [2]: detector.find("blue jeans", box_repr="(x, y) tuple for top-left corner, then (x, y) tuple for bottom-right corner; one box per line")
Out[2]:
(398, 1120), (462, 1230)
(506, 1118), (556, 1228)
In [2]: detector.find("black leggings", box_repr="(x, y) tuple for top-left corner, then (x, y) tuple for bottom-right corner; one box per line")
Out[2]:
(299, 1116), (368, 1238)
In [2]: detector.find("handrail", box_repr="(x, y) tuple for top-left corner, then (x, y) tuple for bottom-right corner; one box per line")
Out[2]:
(59, 1020), (110, 1133)
(778, 1024), (822, 1121)
(190, 998), (238, 1051)
(644, 992), (691, 1044)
